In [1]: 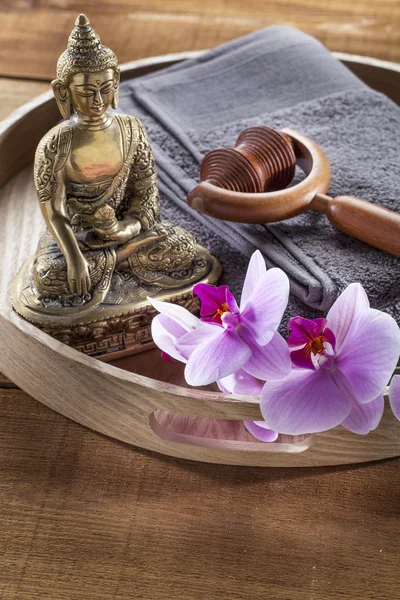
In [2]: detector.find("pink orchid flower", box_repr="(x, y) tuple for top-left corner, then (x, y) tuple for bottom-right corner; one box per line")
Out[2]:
(389, 374), (400, 421)
(258, 283), (400, 435)
(150, 250), (291, 386)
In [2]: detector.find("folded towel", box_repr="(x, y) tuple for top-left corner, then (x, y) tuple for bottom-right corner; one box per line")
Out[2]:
(119, 26), (400, 322)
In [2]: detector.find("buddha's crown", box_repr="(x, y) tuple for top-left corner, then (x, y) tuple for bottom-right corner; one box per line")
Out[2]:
(56, 14), (118, 84)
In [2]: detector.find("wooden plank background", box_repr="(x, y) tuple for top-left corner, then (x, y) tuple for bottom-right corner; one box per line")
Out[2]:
(1, 386), (400, 600)
(1, 2), (400, 599)
(0, 0), (399, 80)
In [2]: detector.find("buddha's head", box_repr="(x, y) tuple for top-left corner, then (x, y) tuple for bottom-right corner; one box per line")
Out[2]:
(52, 14), (120, 120)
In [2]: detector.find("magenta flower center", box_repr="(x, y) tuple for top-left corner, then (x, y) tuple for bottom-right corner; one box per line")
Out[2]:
(287, 316), (336, 370)
(214, 302), (231, 321)
(192, 283), (239, 325)
(304, 334), (329, 358)
(200, 301), (232, 325)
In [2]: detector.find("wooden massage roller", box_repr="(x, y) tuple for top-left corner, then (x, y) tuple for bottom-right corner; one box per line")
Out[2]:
(187, 126), (400, 257)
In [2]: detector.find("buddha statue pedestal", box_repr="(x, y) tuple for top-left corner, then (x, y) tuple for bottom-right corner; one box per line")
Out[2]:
(11, 14), (221, 360)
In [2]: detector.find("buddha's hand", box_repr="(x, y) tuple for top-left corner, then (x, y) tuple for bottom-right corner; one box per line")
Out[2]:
(98, 217), (141, 244)
(67, 256), (91, 296)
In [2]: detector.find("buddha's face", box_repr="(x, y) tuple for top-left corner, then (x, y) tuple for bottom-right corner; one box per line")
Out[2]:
(69, 69), (117, 118)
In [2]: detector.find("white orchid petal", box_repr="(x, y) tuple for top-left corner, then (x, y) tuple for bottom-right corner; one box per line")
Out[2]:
(336, 308), (400, 404)
(241, 330), (291, 381)
(217, 369), (264, 396)
(326, 283), (369, 353)
(240, 250), (267, 309)
(149, 296), (200, 331)
(151, 315), (189, 363)
(184, 329), (251, 386)
(341, 395), (384, 435)
(240, 268), (289, 346)
(243, 421), (279, 442)
(389, 375), (400, 421)
(260, 368), (352, 435)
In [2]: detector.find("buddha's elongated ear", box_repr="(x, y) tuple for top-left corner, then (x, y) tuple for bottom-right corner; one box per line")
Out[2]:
(112, 67), (120, 109)
(51, 79), (71, 120)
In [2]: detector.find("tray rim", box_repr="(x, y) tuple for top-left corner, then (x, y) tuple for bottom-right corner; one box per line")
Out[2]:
(1, 50), (400, 467)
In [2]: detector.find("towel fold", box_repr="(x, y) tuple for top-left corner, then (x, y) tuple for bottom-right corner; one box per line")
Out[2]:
(119, 26), (400, 321)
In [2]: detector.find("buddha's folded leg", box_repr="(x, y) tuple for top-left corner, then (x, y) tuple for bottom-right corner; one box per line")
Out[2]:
(32, 230), (115, 309)
(17, 221), (215, 318)
(117, 221), (214, 289)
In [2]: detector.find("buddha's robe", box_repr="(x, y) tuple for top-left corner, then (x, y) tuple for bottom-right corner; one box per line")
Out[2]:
(28, 114), (211, 314)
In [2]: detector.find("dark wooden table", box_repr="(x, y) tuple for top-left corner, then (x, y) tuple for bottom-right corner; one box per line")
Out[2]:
(1, 2), (399, 599)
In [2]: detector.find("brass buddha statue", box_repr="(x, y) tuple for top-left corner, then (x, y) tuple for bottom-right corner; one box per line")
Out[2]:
(12, 14), (220, 358)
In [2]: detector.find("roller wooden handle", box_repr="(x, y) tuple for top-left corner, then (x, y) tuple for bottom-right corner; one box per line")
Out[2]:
(311, 194), (400, 256)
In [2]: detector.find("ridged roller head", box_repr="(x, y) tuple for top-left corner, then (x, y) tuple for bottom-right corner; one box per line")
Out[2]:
(199, 126), (296, 193)
(200, 147), (264, 193)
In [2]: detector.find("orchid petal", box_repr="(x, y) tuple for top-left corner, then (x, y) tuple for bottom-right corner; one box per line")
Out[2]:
(149, 297), (200, 331)
(389, 375), (400, 421)
(341, 395), (384, 435)
(336, 308), (400, 404)
(193, 283), (239, 318)
(287, 317), (327, 347)
(240, 250), (267, 309)
(243, 421), (279, 442)
(226, 292), (239, 313)
(323, 327), (336, 350)
(176, 322), (222, 358)
(184, 329), (252, 386)
(326, 283), (369, 353)
(240, 329), (291, 381)
(290, 347), (315, 370)
(151, 314), (191, 363)
(161, 351), (177, 364)
(240, 268), (289, 346)
(217, 369), (264, 396)
(260, 369), (352, 435)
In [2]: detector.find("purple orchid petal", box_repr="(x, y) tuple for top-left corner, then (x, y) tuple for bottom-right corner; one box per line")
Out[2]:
(217, 369), (264, 396)
(240, 267), (289, 346)
(193, 283), (239, 319)
(336, 308), (400, 404)
(287, 316), (327, 347)
(260, 368), (352, 435)
(184, 328), (252, 386)
(240, 250), (267, 309)
(326, 283), (369, 353)
(290, 347), (315, 370)
(226, 291), (239, 313)
(243, 421), (279, 442)
(193, 283), (227, 315)
(240, 329), (291, 381)
(389, 374), (400, 421)
(341, 394), (384, 435)
(330, 366), (357, 398)
(161, 351), (178, 364)
(323, 327), (336, 350)
(151, 314), (191, 363)
(176, 322), (223, 358)
(149, 296), (200, 331)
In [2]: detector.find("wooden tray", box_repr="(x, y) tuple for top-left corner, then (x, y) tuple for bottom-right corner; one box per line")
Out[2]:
(1, 51), (400, 467)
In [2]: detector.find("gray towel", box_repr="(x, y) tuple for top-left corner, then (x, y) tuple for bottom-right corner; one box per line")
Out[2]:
(119, 26), (400, 322)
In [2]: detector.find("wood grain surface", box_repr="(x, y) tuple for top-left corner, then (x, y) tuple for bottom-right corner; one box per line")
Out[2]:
(1, 3), (400, 599)
(1, 385), (400, 600)
(0, 0), (400, 79)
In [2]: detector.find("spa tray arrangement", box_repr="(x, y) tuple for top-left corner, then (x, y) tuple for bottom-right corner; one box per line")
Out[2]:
(1, 14), (400, 467)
